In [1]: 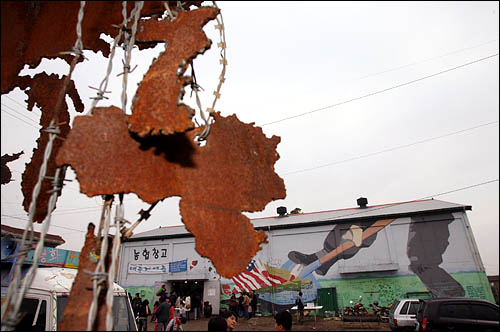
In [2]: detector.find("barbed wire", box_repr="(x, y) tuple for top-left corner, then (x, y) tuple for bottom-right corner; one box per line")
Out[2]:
(194, 1), (227, 143)
(119, 1), (144, 112)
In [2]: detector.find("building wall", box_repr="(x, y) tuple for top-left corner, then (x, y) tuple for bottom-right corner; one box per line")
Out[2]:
(220, 212), (494, 314)
(118, 211), (495, 316)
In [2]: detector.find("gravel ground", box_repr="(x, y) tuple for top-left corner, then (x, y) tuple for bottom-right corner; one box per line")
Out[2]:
(172, 315), (392, 331)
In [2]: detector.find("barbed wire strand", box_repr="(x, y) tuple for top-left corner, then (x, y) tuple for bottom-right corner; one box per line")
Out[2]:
(87, 5), (129, 113)
(194, 1), (226, 142)
(119, 1), (144, 112)
(0, 2), (86, 321)
(54, 1), (87, 123)
(87, 197), (113, 330)
(1, 129), (63, 330)
(106, 197), (124, 330)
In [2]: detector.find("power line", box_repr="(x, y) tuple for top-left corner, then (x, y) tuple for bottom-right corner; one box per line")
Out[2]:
(1, 214), (85, 233)
(1, 108), (40, 130)
(1, 102), (40, 124)
(1, 94), (40, 115)
(306, 179), (499, 223)
(283, 120), (499, 176)
(420, 179), (499, 200)
(339, 38), (499, 85)
(262, 53), (499, 126)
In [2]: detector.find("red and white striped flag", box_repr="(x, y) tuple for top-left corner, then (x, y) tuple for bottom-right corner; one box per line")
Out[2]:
(232, 258), (287, 293)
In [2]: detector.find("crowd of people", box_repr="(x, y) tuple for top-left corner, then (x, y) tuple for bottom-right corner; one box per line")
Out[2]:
(130, 285), (203, 331)
(227, 290), (258, 320)
(130, 287), (294, 331)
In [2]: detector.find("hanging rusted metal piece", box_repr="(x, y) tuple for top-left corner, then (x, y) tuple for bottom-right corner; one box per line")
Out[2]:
(18, 73), (84, 222)
(128, 7), (220, 136)
(56, 107), (286, 277)
(58, 222), (116, 331)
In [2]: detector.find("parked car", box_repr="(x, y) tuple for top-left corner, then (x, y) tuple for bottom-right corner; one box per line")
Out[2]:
(1, 267), (137, 331)
(388, 298), (420, 331)
(416, 297), (499, 331)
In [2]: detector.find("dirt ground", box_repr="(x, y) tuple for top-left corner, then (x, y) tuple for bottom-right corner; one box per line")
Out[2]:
(174, 316), (392, 331)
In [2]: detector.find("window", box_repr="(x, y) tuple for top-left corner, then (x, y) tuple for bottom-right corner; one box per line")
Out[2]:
(439, 303), (474, 319)
(15, 298), (46, 332)
(408, 302), (419, 315)
(400, 301), (409, 315)
(389, 300), (400, 315)
(471, 304), (499, 321)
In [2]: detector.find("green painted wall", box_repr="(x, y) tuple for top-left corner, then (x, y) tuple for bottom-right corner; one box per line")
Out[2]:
(319, 271), (495, 309)
(125, 286), (156, 309)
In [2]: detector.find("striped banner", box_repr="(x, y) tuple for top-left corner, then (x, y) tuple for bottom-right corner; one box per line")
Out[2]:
(232, 258), (287, 293)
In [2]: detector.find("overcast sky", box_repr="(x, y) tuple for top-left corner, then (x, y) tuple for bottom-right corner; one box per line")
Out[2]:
(1, 1), (499, 275)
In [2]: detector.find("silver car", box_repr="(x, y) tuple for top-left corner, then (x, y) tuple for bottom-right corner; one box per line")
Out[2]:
(388, 298), (420, 331)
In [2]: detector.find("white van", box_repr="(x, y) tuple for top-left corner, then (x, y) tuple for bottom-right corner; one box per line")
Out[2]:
(1, 267), (137, 331)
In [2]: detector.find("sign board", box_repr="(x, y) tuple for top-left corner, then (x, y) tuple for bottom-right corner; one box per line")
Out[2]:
(169, 259), (187, 273)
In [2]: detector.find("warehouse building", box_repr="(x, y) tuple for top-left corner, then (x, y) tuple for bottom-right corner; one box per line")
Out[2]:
(116, 198), (495, 315)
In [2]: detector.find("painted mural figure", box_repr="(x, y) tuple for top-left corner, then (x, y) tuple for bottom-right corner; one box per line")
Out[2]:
(287, 213), (465, 297)
(407, 213), (465, 297)
(288, 220), (380, 276)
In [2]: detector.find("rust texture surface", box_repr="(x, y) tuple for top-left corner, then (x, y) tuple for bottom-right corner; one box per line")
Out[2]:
(0, 1), (167, 94)
(1, 151), (24, 185)
(56, 107), (286, 276)
(128, 7), (219, 137)
(18, 73), (84, 223)
(59, 223), (116, 331)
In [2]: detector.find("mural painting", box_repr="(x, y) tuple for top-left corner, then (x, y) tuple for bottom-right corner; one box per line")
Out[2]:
(221, 214), (493, 314)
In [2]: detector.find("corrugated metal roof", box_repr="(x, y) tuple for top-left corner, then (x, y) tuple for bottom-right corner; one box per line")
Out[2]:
(1, 224), (65, 246)
(128, 199), (471, 241)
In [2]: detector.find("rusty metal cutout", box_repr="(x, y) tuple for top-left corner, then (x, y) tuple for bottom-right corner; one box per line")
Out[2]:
(128, 7), (220, 137)
(0, 1), (169, 94)
(180, 200), (269, 278)
(1, 151), (24, 185)
(57, 108), (285, 276)
(58, 222), (116, 331)
(18, 73), (84, 222)
(56, 106), (186, 203)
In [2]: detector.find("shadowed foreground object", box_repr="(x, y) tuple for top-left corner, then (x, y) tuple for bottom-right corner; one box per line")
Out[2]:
(56, 107), (286, 277)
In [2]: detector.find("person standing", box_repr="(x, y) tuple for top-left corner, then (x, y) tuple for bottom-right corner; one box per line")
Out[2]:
(137, 299), (150, 332)
(242, 292), (251, 320)
(249, 290), (258, 318)
(151, 301), (160, 331)
(132, 293), (142, 319)
(155, 297), (172, 331)
(157, 284), (167, 301)
(184, 294), (191, 320)
(191, 291), (201, 320)
(229, 294), (238, 317)
(295, 291), (304, 323)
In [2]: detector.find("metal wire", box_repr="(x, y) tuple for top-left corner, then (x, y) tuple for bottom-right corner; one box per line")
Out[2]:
(87, 198), (113, 330)
(119, 1), (144, 113)
(105, 197), (124, 330)
(1, 136), (64, 331)
(194, 1), (227, 143)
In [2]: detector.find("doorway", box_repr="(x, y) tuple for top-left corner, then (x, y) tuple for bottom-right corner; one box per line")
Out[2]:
(317, 287), (338, 316)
